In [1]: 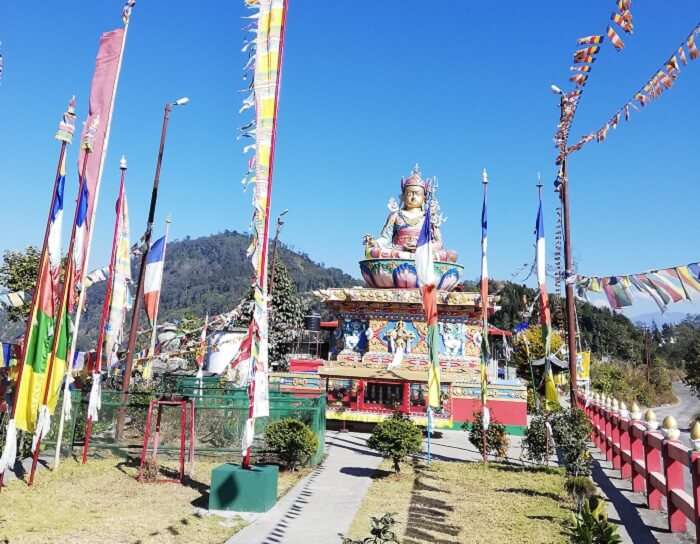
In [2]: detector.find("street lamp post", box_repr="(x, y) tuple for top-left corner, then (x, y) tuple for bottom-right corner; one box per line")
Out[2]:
(268, 209), (289, 296)
(552, 86), (578, 406)
(117, 97), (189, 439)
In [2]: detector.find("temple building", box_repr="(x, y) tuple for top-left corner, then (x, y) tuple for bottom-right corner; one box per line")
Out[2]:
(284, 166), (527, 433)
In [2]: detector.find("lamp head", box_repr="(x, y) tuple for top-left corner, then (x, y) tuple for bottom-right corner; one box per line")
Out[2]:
(550, 84), (563, 95)
(173, 97), (190, 106)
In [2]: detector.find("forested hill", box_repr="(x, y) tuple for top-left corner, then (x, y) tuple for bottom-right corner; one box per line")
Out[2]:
(154, 230), (360, 319)
(76, 230), (360, 344)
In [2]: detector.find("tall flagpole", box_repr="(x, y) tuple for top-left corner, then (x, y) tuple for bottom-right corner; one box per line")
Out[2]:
(28, 138), (94, 486)
(66, 1), (134, 396)
(0, 98), (75, 489)
(117, 97), (188, 439)
(480, 169), (489, 464)
(80, 158), (127, 464)
(242, 0), (289, 469)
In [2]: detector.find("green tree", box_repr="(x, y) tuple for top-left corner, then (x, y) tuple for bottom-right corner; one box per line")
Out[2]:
(682, 336), (700, 397)
(268, 257), (304, 369)
(264, 418), (318, 471)
(512, 326), (564, 379)
(0, 246), (40, 322)
(367, 413), (423, 473)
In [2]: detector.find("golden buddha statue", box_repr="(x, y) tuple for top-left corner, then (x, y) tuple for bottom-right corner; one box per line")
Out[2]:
(363, 165), (458, 263)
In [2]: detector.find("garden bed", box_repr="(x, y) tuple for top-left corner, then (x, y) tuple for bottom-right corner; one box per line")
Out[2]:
(0, 455), (308, 544)
(348, 460), (572, 544)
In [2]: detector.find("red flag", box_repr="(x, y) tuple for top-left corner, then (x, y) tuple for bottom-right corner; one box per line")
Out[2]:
(75, 29), (125, 285)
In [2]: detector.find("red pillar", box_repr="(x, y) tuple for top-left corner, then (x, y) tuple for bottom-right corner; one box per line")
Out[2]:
(605, 412), (613, 461)
(689, 451), (700, 543)
(620, 420), (631, 479)
(356, 380), (365, 412)
(401, 382), (410, 414)
(612, 415), (621, 470)
(630, 424), (646, 493)
(663, 440), (687, 532)
(645, 433), (663, 510)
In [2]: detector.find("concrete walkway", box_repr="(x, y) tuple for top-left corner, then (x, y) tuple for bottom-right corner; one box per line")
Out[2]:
(226, 431), (383, 544)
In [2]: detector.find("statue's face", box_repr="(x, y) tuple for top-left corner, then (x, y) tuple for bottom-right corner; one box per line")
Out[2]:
(403, 186), (425, 210)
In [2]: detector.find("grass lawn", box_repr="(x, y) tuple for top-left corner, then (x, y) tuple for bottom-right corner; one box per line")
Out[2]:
(0, 455), (308, 544)
(349, 460), (572, 544)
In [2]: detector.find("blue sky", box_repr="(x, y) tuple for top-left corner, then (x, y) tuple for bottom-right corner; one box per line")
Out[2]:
(1, 1), (699, 317)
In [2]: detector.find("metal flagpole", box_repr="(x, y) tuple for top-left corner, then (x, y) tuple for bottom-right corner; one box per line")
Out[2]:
(117, 97), (188, 439)
(426, 407), (432, 465)
(80, 158), (127, 464)
(0, 99), (75, 489)
(480, 170), (489, 464)
(28, 143), (93, 486)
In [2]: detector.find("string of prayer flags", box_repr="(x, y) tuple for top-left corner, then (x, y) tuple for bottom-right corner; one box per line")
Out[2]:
(554, 3), (636, 164)
(577, 261), (700, 312)
(566, 22), (700, 156)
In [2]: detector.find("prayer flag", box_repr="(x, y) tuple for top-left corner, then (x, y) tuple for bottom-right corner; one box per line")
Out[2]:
(577, 35), (604, 45)
(612, 12), (633, 33)
(688, 34), (699, 60)
(646, 272), (684, 303)
(678, 46), (688, 65)
(143, 236), (166, 324)
(570, 65), (591, 73)
(73, 28), (125, 306)
(240, 0), (287, 459)
(416, 199), (440, 409)
(15, 169), (70, 432)
(535, 192), (551, 355)
(570, 73), (588, 87)
(678, 264), (700, 294)
(102, 183), (131, 363)
(607, 26), (625, 51)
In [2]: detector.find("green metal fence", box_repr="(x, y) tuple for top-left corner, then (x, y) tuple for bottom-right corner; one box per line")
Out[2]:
(45, 376), (326, 466)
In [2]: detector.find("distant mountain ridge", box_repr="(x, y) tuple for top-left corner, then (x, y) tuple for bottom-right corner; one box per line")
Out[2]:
(77, 230), (361, 345)
(0, 230), (361, 347)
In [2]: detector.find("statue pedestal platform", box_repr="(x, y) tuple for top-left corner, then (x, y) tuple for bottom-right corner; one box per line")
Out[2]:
(208, 464), (278, 513)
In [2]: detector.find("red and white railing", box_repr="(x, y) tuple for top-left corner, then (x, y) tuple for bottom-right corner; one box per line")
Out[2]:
(577, 392), (700, 541)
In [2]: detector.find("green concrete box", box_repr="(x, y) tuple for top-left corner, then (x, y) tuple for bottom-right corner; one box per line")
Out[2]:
(209, 464), (278, 513)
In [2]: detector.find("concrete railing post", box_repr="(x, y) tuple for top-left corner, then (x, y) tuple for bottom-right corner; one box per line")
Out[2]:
(644, 410), (662, 511)
(661, 416), (685, 533)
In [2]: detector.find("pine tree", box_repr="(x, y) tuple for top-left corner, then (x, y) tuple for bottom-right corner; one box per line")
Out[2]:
(235, 257), (304, 369)
(268, 256), (304, 369)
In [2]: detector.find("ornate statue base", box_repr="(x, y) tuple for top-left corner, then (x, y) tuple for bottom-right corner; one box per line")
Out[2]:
(359, 258), (463, 291)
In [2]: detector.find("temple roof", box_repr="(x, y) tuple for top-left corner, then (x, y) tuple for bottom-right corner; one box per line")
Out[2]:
(319, 365), (459, 383)
(314, 287), (496, 309)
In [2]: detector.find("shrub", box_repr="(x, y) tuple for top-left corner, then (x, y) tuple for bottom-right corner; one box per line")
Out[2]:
(568, 495), (622, 544)
(523, 413), (553, 466)
(339, 512), (399, 544)
(551, 408), (592, 477)
(367, 413), (422, 473)
(463, 411), (509, 461)
(264, 418), (318, 471)
(565, 475), (597, 512)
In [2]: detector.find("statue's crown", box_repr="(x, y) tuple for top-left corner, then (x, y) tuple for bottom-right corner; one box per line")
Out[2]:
(400, 164), (429, 192)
